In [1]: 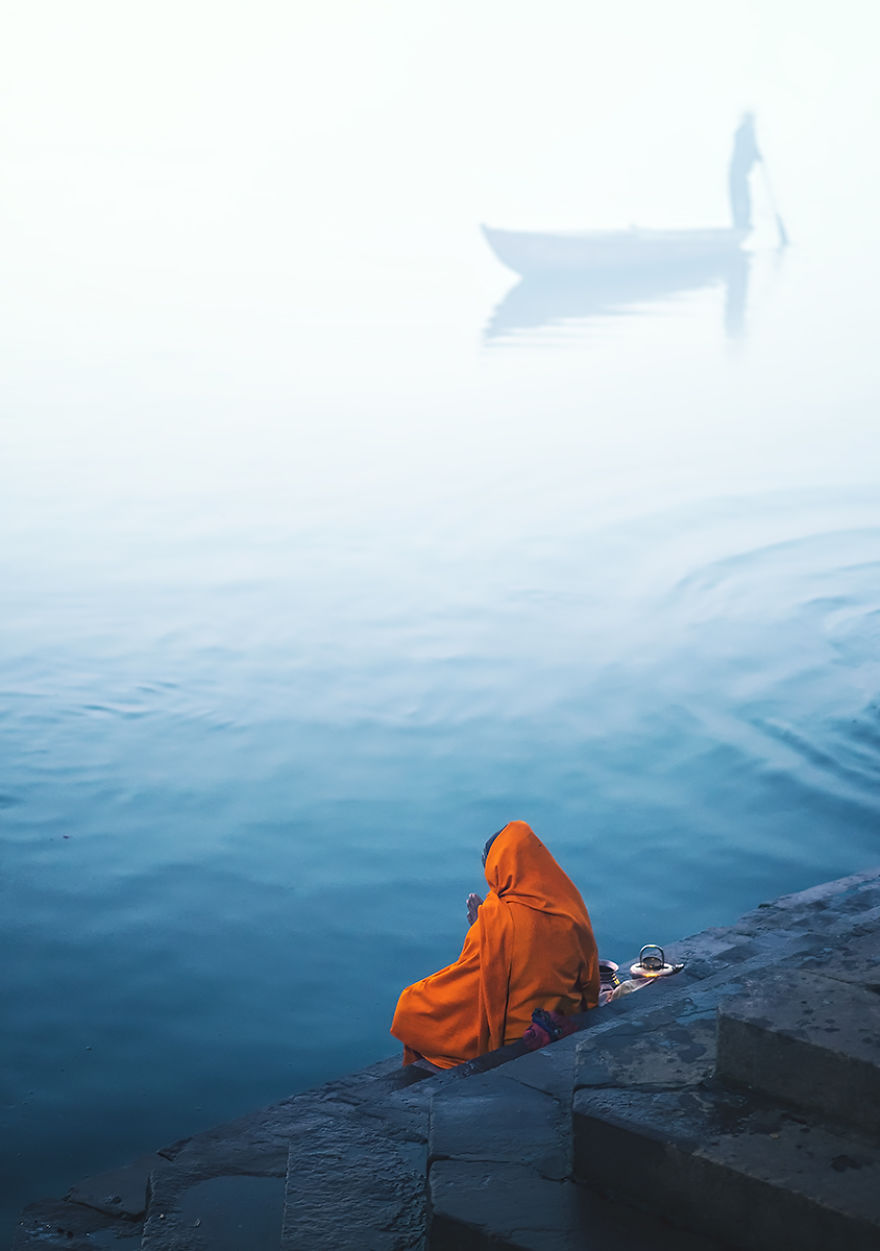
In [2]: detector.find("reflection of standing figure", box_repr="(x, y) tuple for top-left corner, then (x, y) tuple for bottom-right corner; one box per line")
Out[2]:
(723, 250), (750, 339)
(729, 112), (762, 230)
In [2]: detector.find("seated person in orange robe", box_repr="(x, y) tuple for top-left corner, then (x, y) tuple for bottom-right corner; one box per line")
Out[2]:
(390, 820), (599, 1068)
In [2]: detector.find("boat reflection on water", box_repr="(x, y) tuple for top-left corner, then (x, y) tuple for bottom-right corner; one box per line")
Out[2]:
(482, 227), (752, 343)
(482, 114), (781, 345)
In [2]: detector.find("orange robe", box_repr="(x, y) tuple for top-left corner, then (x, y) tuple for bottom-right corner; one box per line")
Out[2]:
(390, 820), (599, 1068)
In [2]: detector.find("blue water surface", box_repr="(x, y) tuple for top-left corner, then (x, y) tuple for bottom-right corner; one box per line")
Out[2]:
(3, 210), (880, 1238)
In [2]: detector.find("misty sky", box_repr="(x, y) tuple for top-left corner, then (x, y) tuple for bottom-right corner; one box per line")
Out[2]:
(2, 1), (879, 540)
(3, 0), (878, 280)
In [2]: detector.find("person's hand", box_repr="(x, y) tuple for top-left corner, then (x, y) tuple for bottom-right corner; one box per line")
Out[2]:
(466, 893), (483, 925)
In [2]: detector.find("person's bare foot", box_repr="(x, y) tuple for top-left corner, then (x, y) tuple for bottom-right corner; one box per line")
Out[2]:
(466, 892), (483, 925)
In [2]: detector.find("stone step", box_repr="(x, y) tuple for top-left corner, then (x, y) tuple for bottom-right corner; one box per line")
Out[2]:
(572, 1082), (880, 1251)
(137, 1055), (435, 1250)
(278, 1062), (446, 1251)
(425, 1045), (577, 1249)
(716, 969), (880, 1135)
(430, 1161), (724, 1251)
(426, 1058), (724, 1251)
(280, 1109), (427, 1251)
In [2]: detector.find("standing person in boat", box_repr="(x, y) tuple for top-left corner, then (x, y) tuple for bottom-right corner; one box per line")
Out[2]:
(729, 111), (763, 231)
(390, 820), (599, 1068)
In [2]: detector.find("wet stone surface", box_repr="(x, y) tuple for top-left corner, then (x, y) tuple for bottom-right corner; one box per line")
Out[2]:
(281, 1113), (426, 1251)
(576, 1011), (718, 1091)
(429, 1070), (569, 1181)
(178, 1176), (284, 1251)
(66, 1153), (159, 1221)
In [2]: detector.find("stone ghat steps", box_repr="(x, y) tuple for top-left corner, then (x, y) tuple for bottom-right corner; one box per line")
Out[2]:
(428, 984), (880, 1251)
(427, 871), (880, 1249)
(12, 865), (880, 1251)
(569, 961), (880, 1251)
(429, 1163), (725, 1251)
(425, 1040), (726, 1251)
(572, 1084), (880, 1251)
(11, 1056), (439, 1251)
(715, 967), (880, 1136)
(8, 985), (677, 1250)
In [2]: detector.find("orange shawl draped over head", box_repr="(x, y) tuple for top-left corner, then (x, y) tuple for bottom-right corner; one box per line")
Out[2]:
(390, 820), (599, 1068)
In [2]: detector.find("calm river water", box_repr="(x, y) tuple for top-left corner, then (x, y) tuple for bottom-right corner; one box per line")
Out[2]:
(4, 203), (880, 1233)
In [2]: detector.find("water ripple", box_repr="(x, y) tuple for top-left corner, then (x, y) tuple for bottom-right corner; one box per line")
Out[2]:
(648, 518), (880, 824)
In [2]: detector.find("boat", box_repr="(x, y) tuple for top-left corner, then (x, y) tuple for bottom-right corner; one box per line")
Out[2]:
(481, 223), (747, 281)
(481, 228), (751, 342)
(479, 119), (782, 341)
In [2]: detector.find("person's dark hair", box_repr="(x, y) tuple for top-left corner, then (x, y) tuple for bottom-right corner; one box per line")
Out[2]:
(482, 827), (505, 866)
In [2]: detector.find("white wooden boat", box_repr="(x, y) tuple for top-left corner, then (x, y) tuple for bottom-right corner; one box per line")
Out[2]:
(482, 223), (747, 279)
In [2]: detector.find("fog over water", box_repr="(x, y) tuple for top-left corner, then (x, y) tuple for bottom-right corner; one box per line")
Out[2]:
(2, 0), (880, 1233)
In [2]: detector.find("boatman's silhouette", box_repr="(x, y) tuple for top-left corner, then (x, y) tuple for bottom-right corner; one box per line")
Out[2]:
(729, 112), (762, 231)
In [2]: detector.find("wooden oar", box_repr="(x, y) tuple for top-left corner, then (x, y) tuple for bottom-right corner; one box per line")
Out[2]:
(760, 161), (790, 248)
